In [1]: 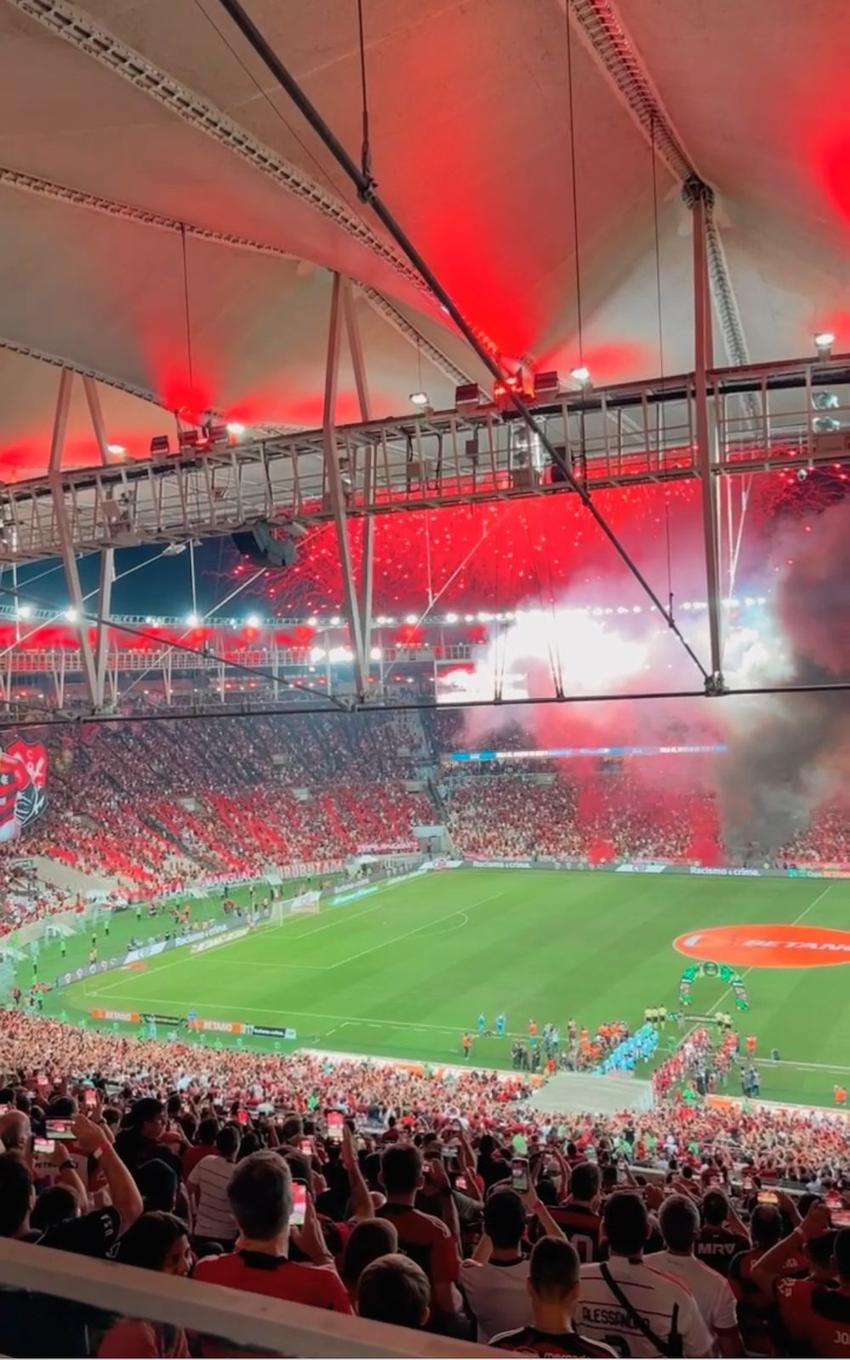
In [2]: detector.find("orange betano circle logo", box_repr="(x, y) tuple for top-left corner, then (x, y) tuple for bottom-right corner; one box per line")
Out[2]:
(674, 923), (850, 969)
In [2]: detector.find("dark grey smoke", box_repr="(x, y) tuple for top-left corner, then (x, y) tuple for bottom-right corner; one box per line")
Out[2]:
(717, 500), (850, 859)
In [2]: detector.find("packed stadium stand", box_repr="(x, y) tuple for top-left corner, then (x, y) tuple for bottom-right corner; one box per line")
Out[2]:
(2, 712), (849, 942)
(1, 1004), (849, 1356)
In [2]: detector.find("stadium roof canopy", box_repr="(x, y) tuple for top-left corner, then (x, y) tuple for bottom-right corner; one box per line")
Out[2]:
(2, 0), (849, 482)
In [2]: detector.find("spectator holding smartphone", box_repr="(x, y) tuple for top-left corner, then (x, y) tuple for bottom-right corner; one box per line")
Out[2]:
(193, 1151), (351, 1313)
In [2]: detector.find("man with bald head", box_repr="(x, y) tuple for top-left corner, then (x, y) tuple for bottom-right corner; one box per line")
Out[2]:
(0, 1109), (30, 1154)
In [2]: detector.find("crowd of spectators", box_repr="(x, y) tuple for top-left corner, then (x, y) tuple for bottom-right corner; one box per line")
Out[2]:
(0, 1007), (849, 1356)
(2, 715), (849, 937)
(445, 765), (850, 870)
(1, 714), (433, 925)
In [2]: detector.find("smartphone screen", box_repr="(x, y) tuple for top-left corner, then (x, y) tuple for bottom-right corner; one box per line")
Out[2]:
(757, 1190), (779, 1205)
(299, 1137), (313, 1157)
(46, 1119), (75, 1143)
(84, 1089), (97, 1108)
(825, 1192), (850, 1227)
(455, 1174), (468, 1191)
(511, 1156), (529, 1193)
(237, 1110), (249, 1127)
(34, 1137), (55, 1155)
(290, 1179), (307, 1226)
(326, 1110), (344, 1144)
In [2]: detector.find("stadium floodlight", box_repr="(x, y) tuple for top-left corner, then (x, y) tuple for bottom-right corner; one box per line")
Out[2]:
(64, 606), (78, 623)
(16, 604), (31, 620)
(409, 391), (429, 408)
(814, 331), (835, 359)
(186, 612), (199, 627)
(107, 443), (126, 456)
(571, 365), (591, 387)
(330, 615), (341, 626)
(445, 612), (458, 624)
(226, 422), (246, 438)
(369, 645), (382, 660)
(307, 615), (318, 627)
(404, 613), (418, 625)
(245, 613), (261, 629)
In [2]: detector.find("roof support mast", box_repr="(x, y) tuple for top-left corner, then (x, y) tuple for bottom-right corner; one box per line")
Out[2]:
(323, 273), (368, 699)
(342, 279), (375, 667)
(686, 178), (725, 694)
(49, 367), (117, 710)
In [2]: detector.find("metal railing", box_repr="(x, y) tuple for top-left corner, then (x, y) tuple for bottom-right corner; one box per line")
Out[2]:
(0, 1239), (497, 1358)
(1, 353), (849, 564)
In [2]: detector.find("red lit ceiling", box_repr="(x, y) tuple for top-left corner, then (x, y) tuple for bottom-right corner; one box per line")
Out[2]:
(0, 0), (847, 479)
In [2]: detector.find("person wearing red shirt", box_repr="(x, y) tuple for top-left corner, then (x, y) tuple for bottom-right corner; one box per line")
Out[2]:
(193, 1151), (352, 1315)
(773, 1225), (850, 1357)
(378, 1143), (462, 1328)
(182, 1118), (219, 1179)
(695, 1190), (750, 1277)
(729, 1201), (805, 1356)
(550, 1162), (603, 1264)
(750, 1199), (846, 1353)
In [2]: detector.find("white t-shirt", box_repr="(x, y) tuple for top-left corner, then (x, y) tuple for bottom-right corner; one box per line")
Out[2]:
(579, 1257), (713, 1358)
(188, 1154), (238, 1240)
(647, 1250), (738, 1337)
(460, 1256), (531, 1342)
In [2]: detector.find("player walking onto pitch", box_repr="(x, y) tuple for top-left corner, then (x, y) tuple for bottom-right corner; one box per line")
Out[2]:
(462, 1032), (472, 1061)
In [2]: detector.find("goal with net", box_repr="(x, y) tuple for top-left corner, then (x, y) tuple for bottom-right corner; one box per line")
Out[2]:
(270, 888), (321, 924)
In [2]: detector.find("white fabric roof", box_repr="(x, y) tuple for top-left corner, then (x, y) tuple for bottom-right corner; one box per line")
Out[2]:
(0, 0), (846, 478)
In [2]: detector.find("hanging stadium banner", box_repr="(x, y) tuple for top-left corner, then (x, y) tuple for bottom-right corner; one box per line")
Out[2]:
(0, 738), (47, 842)
(679, 960), (749, 1010)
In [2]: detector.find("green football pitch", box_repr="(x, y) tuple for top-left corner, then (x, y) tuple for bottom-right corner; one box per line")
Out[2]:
(32, 868), (850, 1109)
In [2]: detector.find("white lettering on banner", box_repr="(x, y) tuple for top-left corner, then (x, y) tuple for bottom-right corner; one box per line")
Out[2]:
(615, 862), (669, 874)
(190, 928), (249, 955)
(469, 857), (533, 869)
(689, 865), (762, 877)
(744, 937), (850, 954)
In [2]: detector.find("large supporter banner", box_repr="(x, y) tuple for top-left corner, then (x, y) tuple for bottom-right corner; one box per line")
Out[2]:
(0, 738), (47, 842)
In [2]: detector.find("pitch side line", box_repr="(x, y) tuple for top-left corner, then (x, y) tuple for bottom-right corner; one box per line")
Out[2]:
(73, 993), (528, 1038)
(76, 980), (850, 1071)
